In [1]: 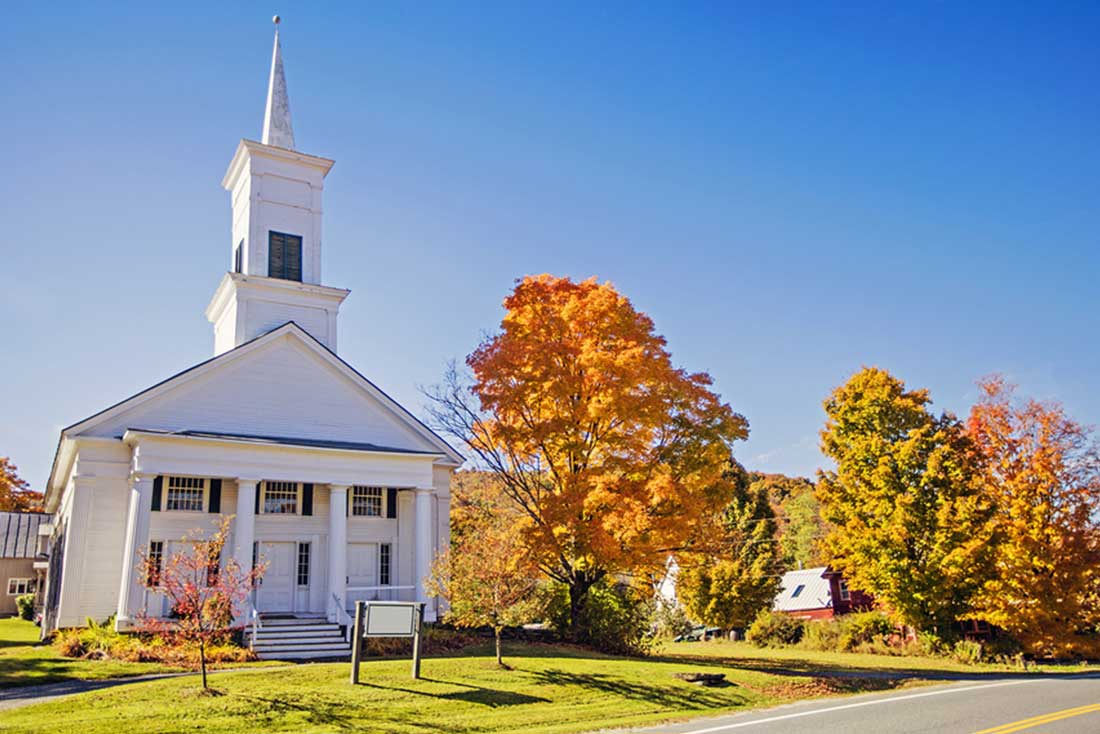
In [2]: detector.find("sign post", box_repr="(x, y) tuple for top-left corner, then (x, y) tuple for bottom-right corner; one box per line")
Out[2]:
(349, 600), (427, 683)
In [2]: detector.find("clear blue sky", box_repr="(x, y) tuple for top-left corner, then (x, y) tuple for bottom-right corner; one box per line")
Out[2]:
(3, 2), (1098, 493)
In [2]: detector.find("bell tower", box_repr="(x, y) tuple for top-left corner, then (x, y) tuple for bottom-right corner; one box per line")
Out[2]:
(205, 17), (349, 356)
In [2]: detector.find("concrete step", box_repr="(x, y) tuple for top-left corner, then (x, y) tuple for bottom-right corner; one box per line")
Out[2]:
(254, 624), (341, 634)
(254, 628), (343, 640)
(260, 617), (331, 626)
(256, 648), (351, 661)
(253, 642), (347, 655)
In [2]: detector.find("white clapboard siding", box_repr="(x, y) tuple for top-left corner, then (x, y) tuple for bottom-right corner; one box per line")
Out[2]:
(82, 335), (434, 453)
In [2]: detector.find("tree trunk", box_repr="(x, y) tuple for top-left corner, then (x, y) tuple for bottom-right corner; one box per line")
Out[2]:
(567, 572), (599, 643)
(199, 638), (208, 689)
(495, 627), (503, 667)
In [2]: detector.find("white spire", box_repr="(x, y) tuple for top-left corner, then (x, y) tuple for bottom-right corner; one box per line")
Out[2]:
(262, 16), (295, 150)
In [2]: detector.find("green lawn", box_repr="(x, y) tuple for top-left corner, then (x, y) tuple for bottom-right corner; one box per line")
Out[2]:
(660, 639), (1100, 676)
(1, 643), (916, 734)
(0, 617), (278, 689)
(0, 618), (182, 688)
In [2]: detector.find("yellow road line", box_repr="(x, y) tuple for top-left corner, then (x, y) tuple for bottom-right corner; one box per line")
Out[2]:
(972, 702), (1100, 734)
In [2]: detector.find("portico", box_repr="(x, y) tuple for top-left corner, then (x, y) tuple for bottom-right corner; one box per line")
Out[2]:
(113, 429), (447, 627)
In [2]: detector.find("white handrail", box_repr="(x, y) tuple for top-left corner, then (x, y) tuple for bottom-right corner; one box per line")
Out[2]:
(331, 593), (354, 641)
(247, 601), (261, 650)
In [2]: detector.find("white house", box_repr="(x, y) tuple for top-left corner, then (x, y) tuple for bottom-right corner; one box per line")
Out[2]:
(39, 23), (462, 657)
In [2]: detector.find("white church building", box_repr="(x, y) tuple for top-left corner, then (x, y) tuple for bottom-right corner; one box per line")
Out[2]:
(39, 23), (461, 657)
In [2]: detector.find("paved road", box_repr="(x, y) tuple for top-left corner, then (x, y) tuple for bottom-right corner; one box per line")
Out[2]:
(627, 675), (1100, 734)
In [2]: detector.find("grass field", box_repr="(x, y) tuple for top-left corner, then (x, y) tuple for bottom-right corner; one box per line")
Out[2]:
(0, 617), (181, 688)
(1, 642), (919, 734)
(661, 640), (1100, 676)
(10, 622), (1088, 733)
(0, 618), (280, 689)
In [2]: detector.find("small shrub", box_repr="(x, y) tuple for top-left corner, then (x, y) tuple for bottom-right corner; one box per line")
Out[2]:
(53, 628), (86, 658)
(542, 580), (655, 656)
(985, 634), (1023, 663)
(916, 631), (946, 656)
(801, 619), (842, 650)
(746, 610), (804, 647)
(837, 611), (894, 651)
(952, 639), (984, 665)
(15, 594), (35, 621)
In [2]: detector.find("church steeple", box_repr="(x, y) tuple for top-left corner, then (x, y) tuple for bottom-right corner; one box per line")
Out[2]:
(262, 16), (295, 150)
(206, 17), (348, 357)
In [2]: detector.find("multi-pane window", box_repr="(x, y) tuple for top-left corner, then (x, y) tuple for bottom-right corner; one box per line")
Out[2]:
(165, 476), (205, 512)
(352, 486), (384, 517)
(838, 579), (851, 601)
(263, 482), (299, 514)
(379, 543), (391, 586)
(297, 543), (310, 586)
(7, 578), (35, 595)
(268, 231), (302, 281)
(146, 541), (164, 587)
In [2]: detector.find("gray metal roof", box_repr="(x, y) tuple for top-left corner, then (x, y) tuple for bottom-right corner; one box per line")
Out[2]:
(130, 429), (443, 456)
(773, 566), (833, 612)
(0, 512), (47, 559)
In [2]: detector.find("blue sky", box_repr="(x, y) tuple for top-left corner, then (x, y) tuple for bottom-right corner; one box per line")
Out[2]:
(3, 2), (1098, 492)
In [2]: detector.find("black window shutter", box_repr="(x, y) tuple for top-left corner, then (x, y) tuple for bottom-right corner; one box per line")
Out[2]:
(268, 232), (284, 278)
(255, 483), (261, 514)
(286, 235), (302, 282)
(345, 488), (350, 517)
(302, 484), (313, 516)
(208, 479), (222, 514)
(386, 488), (398, 519)
(151, 476), (163, 511)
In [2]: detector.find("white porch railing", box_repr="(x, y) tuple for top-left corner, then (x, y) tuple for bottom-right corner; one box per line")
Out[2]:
(245, 598), (262, 650)
(331, 593), (354, 640)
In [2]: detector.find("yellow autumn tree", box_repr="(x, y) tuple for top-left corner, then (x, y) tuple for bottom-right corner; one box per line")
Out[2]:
(428, 275), (748, 640)
(817, 367), (994, 635)
(966, 377), (1100, 657)
(676, 462), (782, 632)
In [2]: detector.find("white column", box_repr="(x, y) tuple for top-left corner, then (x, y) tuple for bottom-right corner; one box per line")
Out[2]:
(328, 484), (348, 623)
(233, 479), (258, 576)
(116, 473), (155, 628)
(414, 488), (435, 620)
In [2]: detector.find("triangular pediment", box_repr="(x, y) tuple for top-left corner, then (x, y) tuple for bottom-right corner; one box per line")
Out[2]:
(63, 323), (462, 464)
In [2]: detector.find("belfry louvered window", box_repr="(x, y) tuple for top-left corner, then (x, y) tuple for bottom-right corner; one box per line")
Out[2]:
(268, 231), (302, 281)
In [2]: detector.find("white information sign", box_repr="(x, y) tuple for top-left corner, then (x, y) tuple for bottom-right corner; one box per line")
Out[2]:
(350, 601), (426, 682)
(365, 603), (417, 637)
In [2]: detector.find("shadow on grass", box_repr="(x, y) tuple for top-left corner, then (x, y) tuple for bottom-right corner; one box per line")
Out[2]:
(234, 693), (362, 730)
(354, 677), (549, 707)
(648, 650), (1070, 682)
(531, 669), (749, 710)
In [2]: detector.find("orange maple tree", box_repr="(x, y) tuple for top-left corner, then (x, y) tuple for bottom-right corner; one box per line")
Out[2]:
(139, 516), (265, 689)
(429, 275), (748, 637)
(427, 498), (539, 668)
(966, 377), (1100, 657)
(0, 458), (44, 513)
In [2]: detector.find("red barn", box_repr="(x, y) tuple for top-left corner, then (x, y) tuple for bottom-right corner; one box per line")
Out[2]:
(773, 566), (873, 620)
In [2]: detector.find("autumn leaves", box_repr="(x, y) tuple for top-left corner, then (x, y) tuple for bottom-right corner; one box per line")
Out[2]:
(431, 273), (1100, 657)
(819, 368), (1100, 656)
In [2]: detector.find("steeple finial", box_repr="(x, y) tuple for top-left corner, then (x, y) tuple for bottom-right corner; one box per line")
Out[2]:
(262, 15), (295, 150)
